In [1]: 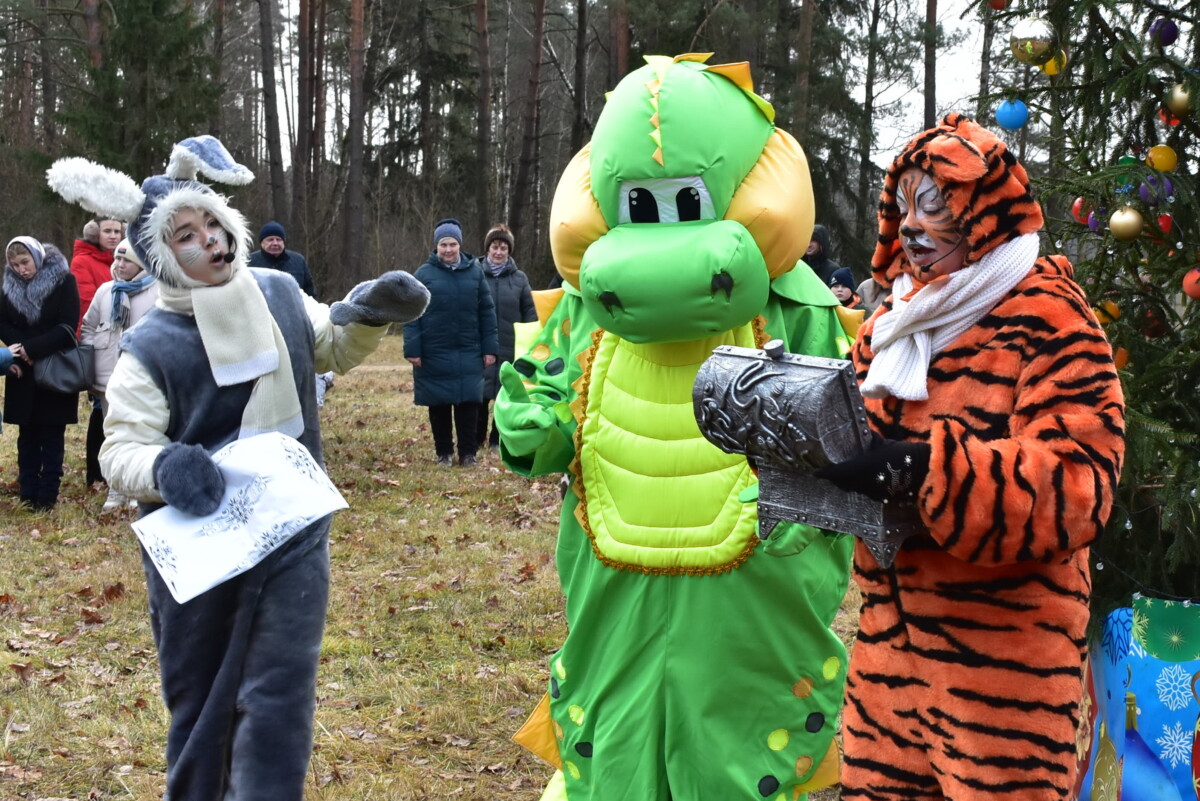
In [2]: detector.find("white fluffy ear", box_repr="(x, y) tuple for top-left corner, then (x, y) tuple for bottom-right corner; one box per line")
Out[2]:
(46, 158), (145, 221)
(166, 135), (254, 186)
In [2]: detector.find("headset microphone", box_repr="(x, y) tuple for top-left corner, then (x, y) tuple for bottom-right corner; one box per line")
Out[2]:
(222, 252), (235, 263)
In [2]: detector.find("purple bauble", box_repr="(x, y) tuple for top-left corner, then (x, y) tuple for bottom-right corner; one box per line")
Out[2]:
(1150, 18), (1179, 47)
(1088, 206), (1107, 232)
(1138, 175), (1174, 206)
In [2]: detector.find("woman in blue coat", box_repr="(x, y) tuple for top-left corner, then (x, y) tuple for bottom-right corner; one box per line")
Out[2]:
(404, 219), (498, 467)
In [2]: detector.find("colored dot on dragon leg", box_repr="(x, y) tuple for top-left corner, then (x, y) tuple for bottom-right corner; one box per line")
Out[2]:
(554, 658), (567, 680)
(564, 761), (581, 780)
(792, 677), (813, 698)
(568, 705), (586, 725)
(757, 775), (780, 797)
(795, 755), (813, 777)
(822, 656), (840, 680)
(804, 712), (825, 733)
(767, 729), (790, 751)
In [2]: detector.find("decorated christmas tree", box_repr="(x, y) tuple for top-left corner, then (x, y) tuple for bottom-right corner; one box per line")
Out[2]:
(982, 3), (1199, 616)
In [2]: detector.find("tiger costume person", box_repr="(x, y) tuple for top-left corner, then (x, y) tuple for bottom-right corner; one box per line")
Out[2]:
(816, 114), (1126, 800)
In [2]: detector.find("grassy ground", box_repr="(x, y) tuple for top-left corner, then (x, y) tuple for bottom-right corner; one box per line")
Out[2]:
(0, 333), (858, 800)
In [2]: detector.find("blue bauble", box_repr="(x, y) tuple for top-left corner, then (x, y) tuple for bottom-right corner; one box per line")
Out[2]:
(996, 99), (1029, 130)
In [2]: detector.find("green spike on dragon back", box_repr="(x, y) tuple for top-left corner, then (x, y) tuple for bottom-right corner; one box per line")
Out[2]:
(495, 54), (858, 801)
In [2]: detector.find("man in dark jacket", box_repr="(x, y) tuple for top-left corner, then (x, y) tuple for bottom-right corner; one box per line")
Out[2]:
(248, 222), (316, 298)
(803, 223), (842, 286)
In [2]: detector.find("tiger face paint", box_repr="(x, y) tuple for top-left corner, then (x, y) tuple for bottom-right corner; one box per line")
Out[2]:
(895, 168), (967, 279)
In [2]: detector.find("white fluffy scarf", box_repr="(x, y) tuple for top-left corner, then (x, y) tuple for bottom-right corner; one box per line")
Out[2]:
(861, 233), (1040, 402)
(157, 267), (303, 438)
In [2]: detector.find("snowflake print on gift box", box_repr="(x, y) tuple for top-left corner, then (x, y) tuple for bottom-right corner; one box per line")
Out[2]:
(199, 476), (269, 536)
(1155, 720), (1193, 769)
(1156, 663), (1196, 712)
(280, 438), (337, 494)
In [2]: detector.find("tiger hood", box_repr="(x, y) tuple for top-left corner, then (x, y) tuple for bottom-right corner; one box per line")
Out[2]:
(871, 113), (1044, 289)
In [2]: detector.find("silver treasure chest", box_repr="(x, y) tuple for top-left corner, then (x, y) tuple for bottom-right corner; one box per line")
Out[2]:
(692, 340), (922, 567)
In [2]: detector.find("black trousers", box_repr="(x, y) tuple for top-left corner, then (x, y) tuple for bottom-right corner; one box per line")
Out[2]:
(86, 397), (105, 485)
(428, 402), (481, 460)
(476, 400), (500, 448)
(16, 422), (66, 504)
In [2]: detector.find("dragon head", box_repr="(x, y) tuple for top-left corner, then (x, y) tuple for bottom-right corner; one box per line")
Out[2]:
(549, 54), (814, 344)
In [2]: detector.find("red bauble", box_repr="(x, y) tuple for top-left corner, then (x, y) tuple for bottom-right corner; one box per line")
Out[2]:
(1157, 214), (1173, 234)
(1158, 108), (1182, 127)
(1184, 269), (1200, 300)
(987, 0), (1006, 8)
(1071, 197), (1091, 224)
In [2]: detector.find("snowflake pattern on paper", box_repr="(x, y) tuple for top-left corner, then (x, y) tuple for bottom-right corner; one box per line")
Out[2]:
(280, 438), (337, 494)
(198, 477), (270, 536)
(1155, 720), (1193, 769)
(1155, 663), (1195, 712)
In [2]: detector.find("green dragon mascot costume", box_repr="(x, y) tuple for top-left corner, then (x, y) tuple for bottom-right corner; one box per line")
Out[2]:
(496, 54), (856, 801)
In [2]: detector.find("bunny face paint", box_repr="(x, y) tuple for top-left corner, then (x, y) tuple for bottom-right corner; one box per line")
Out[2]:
(168, 207), (233, 286)
(895, 168), (967, 280)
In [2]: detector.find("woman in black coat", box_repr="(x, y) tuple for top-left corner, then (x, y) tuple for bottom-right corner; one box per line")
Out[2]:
(403, 219), (498, 467)
(475, 224), (536, 449)
(1, 237), (81, 510)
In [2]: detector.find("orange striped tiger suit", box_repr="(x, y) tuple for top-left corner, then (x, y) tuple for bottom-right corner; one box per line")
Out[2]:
(839, 115), (1126, 800)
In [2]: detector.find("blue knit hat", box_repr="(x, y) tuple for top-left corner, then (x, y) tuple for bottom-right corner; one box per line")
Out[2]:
(433, 218), (463, 247)
(259, 221), (286, 242)
(829, 267), (854, 289)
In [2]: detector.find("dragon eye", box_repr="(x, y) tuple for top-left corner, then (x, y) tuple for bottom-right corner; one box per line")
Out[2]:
(628, 188), (660, 223)
(676, 187), (701, 222)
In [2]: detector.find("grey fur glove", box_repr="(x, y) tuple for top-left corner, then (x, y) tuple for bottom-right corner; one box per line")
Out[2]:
(153, 443), (226, 516)
(329, 270), (431, 327)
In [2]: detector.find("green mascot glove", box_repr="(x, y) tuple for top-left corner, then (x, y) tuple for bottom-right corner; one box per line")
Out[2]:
(494, 363), (559, 456)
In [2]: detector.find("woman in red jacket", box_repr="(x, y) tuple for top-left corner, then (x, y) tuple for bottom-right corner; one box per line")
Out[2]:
(70, 217), (124, 488)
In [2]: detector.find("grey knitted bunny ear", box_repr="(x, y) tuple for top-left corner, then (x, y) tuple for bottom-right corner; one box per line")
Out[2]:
(166, 135), (254, 185)
(45, 158), (146, 221)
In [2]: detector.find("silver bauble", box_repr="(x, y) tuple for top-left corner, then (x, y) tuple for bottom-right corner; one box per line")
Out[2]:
(1010, 17), (1060, 66)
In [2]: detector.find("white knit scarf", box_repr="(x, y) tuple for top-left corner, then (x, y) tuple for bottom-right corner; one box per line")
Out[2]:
(156, 267), (303, 438)
(861, 232), (1040, 402)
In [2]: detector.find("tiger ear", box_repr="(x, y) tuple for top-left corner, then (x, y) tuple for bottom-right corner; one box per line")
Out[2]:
(924, 131), (989, 184)
(46, 158), (145, 221)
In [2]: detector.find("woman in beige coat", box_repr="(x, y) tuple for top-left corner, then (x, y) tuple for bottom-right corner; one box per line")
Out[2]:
(80, 238), (158, 510)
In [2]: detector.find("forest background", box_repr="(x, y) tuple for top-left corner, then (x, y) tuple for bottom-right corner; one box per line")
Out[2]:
(0, 1), (1198, 623)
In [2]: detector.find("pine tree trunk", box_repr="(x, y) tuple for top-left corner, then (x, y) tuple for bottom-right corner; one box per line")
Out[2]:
(257, 0), (289, 225)
(570, 0), (588, 151)
(854, 0), (883, 270)
(475, 0), (493, 238)
(313, 0), (328, 200)
(37, 0), (55, 150)
(209, 0), (226, 136)
(83, 0), (103, 68)
(794, 0), (816, 144)
(343, 0), (366, 287)
(610, 0), (628, 86)
(509, 0), (546, 254)
(293, 0), (314, 254)
(922, 0), (936, 129)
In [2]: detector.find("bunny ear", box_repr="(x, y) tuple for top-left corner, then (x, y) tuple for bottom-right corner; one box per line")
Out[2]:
(46, 157), (146, 221)
(166, 135), (254, 185)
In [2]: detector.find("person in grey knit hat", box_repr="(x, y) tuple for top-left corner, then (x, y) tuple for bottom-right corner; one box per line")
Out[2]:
(47, 135), (430, 801)
(404, 217), (498, 466)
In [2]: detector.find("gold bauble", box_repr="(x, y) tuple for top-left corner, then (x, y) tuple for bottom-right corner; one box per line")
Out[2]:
(1009, 17), (1060, 66)
(1146, 144), (1178, 172)
(1166, 83), (1192, 116)
(1040, 50), (1068, 76)
(1108, 206), (1144, 241)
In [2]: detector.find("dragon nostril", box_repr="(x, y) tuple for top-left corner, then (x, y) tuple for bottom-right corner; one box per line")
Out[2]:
(598, 290), (623, 313)
(711, 271), (734, 300)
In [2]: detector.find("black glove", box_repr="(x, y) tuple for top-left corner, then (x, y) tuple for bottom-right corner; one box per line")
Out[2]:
(153, 443), (225, 516)
(330, 270), (431, 327)
(816, 439), (930, 504)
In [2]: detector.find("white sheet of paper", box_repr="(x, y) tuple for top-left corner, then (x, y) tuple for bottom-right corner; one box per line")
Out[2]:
(132, 431), (348, 604)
